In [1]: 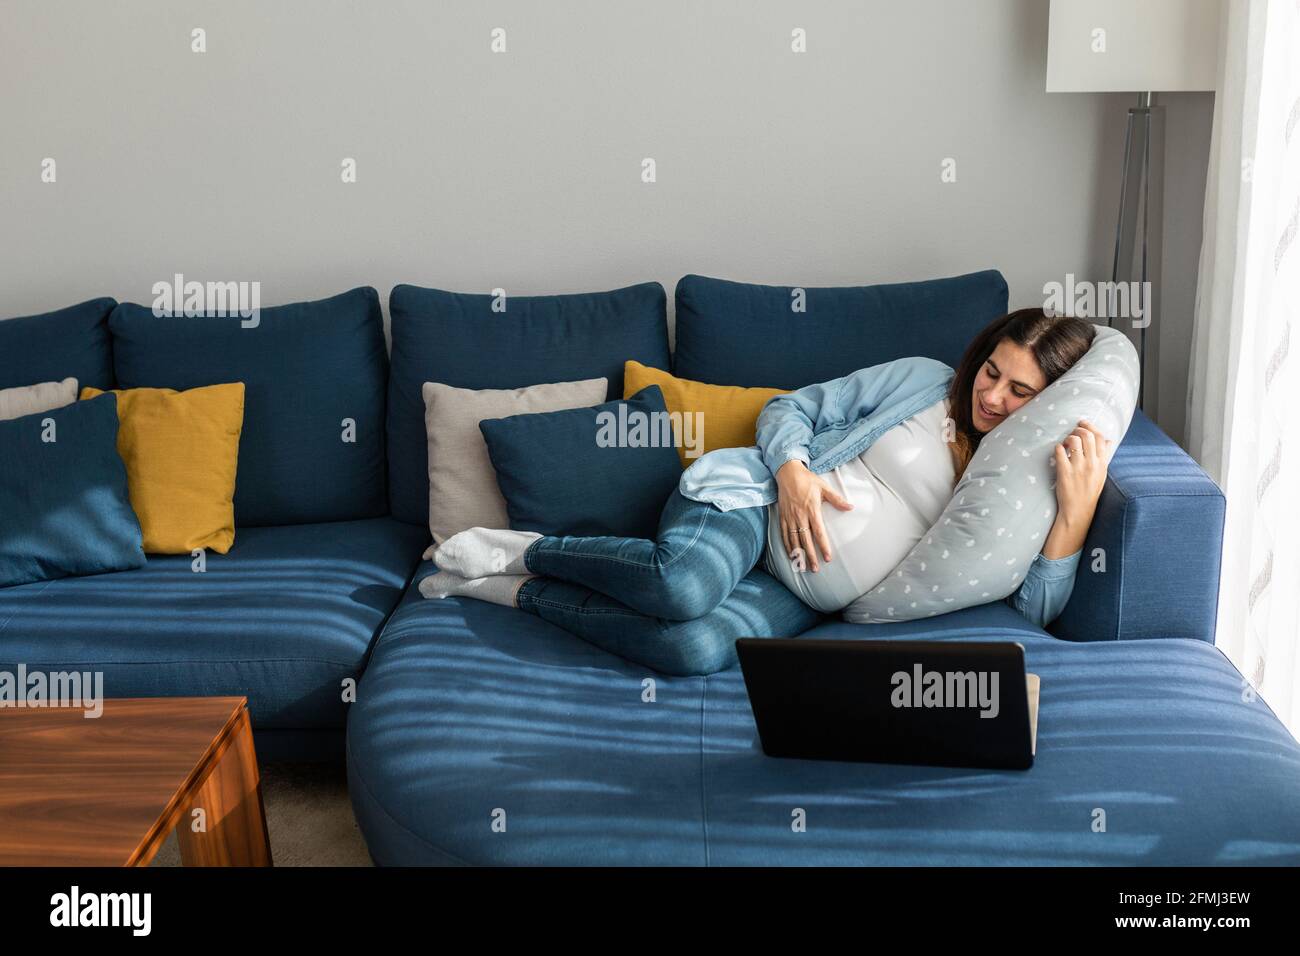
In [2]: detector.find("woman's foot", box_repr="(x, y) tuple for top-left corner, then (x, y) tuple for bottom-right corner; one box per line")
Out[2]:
(434, 527), (542, 577)
(418, 570), (535, 607)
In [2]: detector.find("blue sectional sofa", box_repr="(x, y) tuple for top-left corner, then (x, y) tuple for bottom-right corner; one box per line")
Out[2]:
(4, 272), (1299, 865)
(1, 293), (427, 761)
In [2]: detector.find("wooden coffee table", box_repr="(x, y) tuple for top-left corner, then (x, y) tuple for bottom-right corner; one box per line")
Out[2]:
(0, 696), (272, 866)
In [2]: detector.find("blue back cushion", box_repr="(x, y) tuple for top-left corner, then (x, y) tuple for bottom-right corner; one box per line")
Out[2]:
(479, 385), (682, 540)
(109, 287), (388, 527)
(387, 282), (670, 526)
(0, 394), (145, 587)
(673, 270), (1009, 388)
(0, 298), (116, 391)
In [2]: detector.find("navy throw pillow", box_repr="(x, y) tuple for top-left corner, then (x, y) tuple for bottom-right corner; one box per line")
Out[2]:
(0, 393), (145, 587)
(478, 385), (682, 539)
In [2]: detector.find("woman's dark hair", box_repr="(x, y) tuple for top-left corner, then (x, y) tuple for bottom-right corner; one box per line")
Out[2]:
(946, 308), (1096, 475)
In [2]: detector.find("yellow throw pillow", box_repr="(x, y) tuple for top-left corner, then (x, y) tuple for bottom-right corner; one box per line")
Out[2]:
(622, 361), (789, 467)
(80, 383), (244, 554)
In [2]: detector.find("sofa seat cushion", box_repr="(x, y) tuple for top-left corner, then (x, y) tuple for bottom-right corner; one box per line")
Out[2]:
(0, 517), (428, 730)
(348, 597), (1300, 865)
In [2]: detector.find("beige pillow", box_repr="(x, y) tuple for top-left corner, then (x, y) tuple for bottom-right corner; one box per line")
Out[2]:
(422, 377), (608, 556)
(0, 377), (78, 421)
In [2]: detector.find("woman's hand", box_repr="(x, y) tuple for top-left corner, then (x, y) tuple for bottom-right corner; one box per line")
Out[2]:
(775, 459), (853, 572)
(1043, 419), (1115, 559)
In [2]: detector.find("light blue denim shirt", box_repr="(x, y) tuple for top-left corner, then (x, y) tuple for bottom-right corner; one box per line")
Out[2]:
(678, 356), (1082, 628)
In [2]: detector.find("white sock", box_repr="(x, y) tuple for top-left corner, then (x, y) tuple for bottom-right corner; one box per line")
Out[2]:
(418, 570), (535, 607)
(434, 527), (542, 577)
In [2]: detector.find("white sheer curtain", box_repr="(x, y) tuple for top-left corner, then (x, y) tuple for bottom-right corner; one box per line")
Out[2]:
(1187, 0), (1300, 739)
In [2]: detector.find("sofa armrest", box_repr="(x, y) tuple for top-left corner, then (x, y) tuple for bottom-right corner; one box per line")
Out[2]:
(1048, 409), (1225, 644)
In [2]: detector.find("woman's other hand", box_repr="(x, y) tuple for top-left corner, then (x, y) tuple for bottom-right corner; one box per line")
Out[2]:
(775, 459), (853, 572)
(1043, 419), (1115, 559)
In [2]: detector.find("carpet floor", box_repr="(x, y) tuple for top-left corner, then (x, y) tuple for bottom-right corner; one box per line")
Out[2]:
(151, 761), (372, 867)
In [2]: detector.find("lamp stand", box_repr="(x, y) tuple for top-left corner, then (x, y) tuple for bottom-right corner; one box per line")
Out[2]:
(1110, 92), (1164, 416)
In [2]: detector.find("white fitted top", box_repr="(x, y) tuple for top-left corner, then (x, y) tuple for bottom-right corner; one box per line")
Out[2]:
(764, 398), (957, 612)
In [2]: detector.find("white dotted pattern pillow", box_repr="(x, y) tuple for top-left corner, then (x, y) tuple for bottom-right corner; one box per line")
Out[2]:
(843, 325), (1140, 623)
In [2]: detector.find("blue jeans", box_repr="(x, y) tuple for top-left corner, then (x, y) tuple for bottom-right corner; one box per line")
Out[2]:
(515, 491), (821, 675)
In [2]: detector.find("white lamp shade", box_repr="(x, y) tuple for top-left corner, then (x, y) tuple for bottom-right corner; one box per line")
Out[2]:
(1047, 0), (1222, 92)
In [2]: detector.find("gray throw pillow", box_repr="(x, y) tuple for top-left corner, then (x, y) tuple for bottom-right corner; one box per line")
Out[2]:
(422, 377), (608, 556)
(844, 325), (1140, 622)
(0, 377), (78, 421)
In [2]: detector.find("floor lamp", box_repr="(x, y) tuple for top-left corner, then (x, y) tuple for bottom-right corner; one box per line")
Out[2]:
(1046, 0), (1221, 418)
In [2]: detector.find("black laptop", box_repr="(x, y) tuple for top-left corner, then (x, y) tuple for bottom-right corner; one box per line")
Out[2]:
(736, 638), (1039, 770)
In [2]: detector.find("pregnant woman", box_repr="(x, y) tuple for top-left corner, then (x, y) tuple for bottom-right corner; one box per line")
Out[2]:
(423, 308), (1116, 674)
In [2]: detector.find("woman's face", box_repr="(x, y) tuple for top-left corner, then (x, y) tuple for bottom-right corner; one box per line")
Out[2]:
(970, 339), (1047, 433)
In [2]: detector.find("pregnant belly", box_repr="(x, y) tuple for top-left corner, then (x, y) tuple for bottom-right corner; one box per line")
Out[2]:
(763, 494), (926, 613)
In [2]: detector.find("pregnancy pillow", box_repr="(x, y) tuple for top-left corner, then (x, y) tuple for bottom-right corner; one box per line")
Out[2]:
(844, 325), (1140, 623)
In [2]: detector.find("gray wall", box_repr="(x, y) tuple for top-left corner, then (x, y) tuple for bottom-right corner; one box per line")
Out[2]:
(1155, 91), (1214, 446)
(0, 0), (1211, 445)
